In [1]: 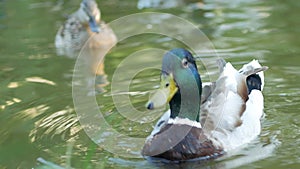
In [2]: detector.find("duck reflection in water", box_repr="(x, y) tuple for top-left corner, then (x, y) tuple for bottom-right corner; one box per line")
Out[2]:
(80, 47), (112, 96)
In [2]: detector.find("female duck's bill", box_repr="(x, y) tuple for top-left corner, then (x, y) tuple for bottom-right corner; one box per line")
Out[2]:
(142, 48), (268, 161)
(81, 0), (101, 33)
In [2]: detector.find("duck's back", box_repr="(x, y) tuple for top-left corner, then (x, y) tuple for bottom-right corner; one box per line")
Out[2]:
(200, 63), (248, 133)
(55, 17), (88, 50)
(200, 60), (267, 151)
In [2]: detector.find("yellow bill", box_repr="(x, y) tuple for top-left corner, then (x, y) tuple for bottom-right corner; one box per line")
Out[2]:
(146, 74), (178, 110)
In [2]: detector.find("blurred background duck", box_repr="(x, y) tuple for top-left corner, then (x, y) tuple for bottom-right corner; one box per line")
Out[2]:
(55, 0), (117, 95)
(137, 0), (200, 9)
(143, 48), (268, 161)
(55, 0), (117, 58)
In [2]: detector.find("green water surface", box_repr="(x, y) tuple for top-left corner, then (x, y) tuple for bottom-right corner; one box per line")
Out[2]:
(0, 0), (299, 168)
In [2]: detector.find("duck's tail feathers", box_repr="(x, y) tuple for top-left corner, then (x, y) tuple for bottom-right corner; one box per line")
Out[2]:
(238, 59), (268, 76)
(238, 60), (268, 93)
(241, 66), (269, 77)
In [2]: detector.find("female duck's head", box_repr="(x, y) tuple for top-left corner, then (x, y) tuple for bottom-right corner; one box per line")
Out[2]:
(146, 48), (202, 121)
(77, 0), (101, 33)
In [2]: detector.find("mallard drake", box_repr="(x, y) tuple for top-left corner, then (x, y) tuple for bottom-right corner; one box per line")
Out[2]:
(142, 48), (268, 161)
(55, 0), (117, 57)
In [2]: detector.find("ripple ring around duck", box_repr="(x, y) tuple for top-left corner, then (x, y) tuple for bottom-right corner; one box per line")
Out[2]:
(72, 12), (221, 158)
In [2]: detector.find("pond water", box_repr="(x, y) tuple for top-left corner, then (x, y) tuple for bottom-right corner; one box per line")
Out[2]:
(0, 0), (299, 168)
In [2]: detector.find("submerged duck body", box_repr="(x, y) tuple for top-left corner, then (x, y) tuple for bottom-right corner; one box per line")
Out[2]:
(142, 48), (268, 161)
(55, 0), (116, 57)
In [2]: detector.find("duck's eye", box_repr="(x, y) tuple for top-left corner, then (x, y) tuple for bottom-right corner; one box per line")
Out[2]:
(182, 58), (189, 68)
(165, 83), (170, 87)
